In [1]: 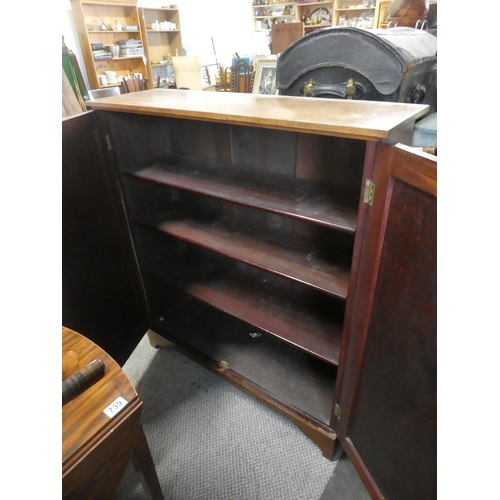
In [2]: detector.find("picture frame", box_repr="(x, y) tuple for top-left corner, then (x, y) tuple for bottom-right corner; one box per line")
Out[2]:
(252, 59), (279, 95)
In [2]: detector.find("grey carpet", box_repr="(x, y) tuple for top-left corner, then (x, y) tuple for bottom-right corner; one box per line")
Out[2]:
(320, 452), (371, 500)
(114, 332), (342, 500)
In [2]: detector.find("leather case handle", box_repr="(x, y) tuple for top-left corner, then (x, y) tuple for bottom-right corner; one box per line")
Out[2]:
(300, 79), (367, 99)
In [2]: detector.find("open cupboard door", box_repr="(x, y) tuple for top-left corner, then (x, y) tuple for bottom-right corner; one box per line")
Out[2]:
(335, 143), (437, 499)
(62, 111), (149, 365)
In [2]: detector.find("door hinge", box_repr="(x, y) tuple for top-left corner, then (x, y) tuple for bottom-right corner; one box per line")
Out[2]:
(363, 179), (375, 205)
(105, 134), (113, 150)
(334, 403), (341, 420)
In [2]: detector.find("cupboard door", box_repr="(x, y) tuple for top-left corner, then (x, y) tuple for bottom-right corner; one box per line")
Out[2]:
(336, 143), (437, 499)
(62, 111), (149, 365)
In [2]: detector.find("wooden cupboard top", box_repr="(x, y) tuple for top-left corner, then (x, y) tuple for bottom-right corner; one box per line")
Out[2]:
(87, 89), (429, 141)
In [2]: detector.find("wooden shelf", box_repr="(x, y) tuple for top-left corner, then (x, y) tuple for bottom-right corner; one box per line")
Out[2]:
(298, 1), (332, 6)
(128, 156), (360, 233)
(87, 30), (140, 33)
(136, 227), (344, 364)
(336, 6), (375, 10)
(102, 56), (145, 61)
(149, 292), (338, 425)
(255, 15), (296, 18)
(305, 23), (331, 28)
(146, 29), (180, 33)
(99, 83), (121, 88)
(133, 207), (352, 300)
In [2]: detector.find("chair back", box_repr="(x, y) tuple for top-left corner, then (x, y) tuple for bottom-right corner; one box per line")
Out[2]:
(217, 64), (232, 92)
(230, 59), (254, 93)
(171, 56), (204, 90)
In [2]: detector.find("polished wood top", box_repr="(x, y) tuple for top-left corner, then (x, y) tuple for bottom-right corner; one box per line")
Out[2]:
(86, 89), (429, 141)
(62, 327), (139, 469)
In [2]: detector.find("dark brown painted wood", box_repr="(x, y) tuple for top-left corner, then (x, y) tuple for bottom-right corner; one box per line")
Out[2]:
(62, 111), (148, 364)
(148, 329), (338, 459)
(331, 140), (383, 418)
(335, 144), (437, 500)
(64, 92), (433, 471)
(170, 118), (218, 161)
(138, 243), (344, 364)
(295, 132), (317, 180)
(215, 122), (233, 165)
(145, 295), (338, 426)
(133, 209), (352, 299)
(129, 159), (360, 232)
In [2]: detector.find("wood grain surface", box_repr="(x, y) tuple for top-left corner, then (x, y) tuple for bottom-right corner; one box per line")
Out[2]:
(62, 326), (139, 468)
(86, 89), (429, 141)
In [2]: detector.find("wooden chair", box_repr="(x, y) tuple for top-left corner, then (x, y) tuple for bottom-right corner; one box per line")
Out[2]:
(171, 56), (215, 91)
(120, 75), (146, 93)
(216, 64), (232, 92)
(202, 63), (219, 88)
(230, 59), (255, 93)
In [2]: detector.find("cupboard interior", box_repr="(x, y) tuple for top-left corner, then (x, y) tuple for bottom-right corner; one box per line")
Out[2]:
(106, 111), (366, 428)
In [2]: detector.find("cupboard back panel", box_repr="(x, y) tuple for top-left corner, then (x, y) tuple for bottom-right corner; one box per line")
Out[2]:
(107, 113), (365, 197)
(107, 113), (173, 171)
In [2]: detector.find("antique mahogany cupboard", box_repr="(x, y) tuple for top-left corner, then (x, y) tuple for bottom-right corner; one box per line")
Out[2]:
(62, 90), (437, 500)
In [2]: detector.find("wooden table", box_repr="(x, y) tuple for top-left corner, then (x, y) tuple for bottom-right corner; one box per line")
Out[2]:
(62, 326), (163, 499)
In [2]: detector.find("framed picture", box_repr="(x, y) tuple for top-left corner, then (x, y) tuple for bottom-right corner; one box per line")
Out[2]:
(253, 59), (279, 95)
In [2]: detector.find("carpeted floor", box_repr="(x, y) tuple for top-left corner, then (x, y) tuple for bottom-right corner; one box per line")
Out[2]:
(114, 333), (370, 500)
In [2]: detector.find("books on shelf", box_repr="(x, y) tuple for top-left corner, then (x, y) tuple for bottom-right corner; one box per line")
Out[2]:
(93, 49), (112, 60)
(118, 39), (144, 57)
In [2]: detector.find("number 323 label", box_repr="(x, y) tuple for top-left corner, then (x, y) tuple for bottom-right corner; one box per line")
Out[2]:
(103, 396), (128, 418)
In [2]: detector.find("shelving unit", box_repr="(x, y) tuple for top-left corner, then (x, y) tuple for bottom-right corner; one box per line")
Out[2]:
(252, 1), (298, 33)
(82, 89), (431, 461)
(333, 0), (377, 28)
(138, 7), (183, 89)
(296, 1), (334, 32)
(70, 0), (148, 90)
(262, 0), (390, 44)
(114, 107), (360, 432)
(373, 0), (391, 29)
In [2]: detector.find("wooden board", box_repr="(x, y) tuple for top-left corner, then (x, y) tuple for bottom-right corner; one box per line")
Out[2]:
(87, 89), (429, 141)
